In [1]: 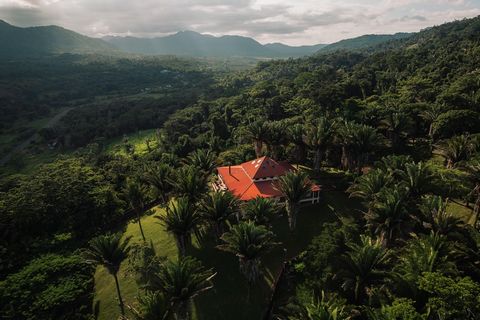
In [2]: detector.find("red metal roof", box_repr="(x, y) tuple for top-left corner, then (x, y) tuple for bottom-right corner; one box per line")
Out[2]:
(217, 156), (321, 201)
(240, 156), (294, 179)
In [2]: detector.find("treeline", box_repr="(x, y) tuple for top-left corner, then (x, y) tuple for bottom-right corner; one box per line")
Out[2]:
(0, 15), (480, 320)
(0, 54), (214, 131)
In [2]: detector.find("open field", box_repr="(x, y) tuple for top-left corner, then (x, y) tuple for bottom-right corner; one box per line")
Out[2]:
(93, 191), (362, 320)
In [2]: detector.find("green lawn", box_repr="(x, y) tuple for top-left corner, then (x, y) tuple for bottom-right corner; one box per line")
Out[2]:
(93, 191), (361, 320)
(103, 129), (158, 156)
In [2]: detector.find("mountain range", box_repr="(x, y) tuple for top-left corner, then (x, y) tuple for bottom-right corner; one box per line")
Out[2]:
(0, 19), (412, 58)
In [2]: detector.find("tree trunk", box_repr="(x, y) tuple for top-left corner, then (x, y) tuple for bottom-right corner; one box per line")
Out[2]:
(113, 273), (125, 316)
(254, 140), (263, 158)
(313, 148), (322, 172)
(176, 300), (190, 320)
(286, 204), (297, 231)
(136, 210), (146, 241)
(341, 146), (348, 170)
(176, 235), (187, 257)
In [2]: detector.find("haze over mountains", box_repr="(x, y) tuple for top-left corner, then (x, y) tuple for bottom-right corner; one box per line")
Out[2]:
(0, 19), (413, 58)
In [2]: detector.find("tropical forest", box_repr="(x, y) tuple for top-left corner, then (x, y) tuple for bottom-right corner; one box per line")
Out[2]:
(0, 3), (480, 320)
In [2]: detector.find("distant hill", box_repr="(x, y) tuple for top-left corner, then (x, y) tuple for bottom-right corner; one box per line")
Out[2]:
(0, 20), (116, 57)
(0, 19), (414, 59)
(317, 33), (413, 53)
(104, 31), (327, 58)
(264, 42), (327, 57)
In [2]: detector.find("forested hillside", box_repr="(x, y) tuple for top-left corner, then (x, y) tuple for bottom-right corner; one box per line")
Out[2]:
(0, 20), (115, 56)
(1, 15), (480, 320)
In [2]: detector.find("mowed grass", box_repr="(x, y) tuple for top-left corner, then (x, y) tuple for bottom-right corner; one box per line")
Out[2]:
(93, 191), (361, 320)
(447, 200), (476, 225)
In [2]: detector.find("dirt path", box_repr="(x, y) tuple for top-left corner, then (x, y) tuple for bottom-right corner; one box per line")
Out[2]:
(0, 107), (74, 166)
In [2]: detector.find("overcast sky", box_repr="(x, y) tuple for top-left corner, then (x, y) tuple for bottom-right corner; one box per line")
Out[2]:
(1, 0), (480, 45)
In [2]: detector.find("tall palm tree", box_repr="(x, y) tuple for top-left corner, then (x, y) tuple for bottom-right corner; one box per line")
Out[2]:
(217, 221), (277, 285)
(144, 257), (215, 320)
(374, 155), (412, 178)
(436, 134), (472, 168)
(199, 191), (239, 239)
(124, 178), (148, 241)
(275, 170), (312, 230)
(186, 149), (217, 175)
(303, 118), (335, 172)
(169, 166), (208, 203)
(83, 233), (131, 316)
(129, 292), (171, 320)
(420, 104), (444, 138)
(365, 188), (410, 247)
(244, 121), (269, 158)
(143, 163), (172, 205)
(347, 169), (393, 203)
(335, 235), (389, 304)
(242, 196), (279, 226)
(379, 111), (411, 152)
(264, 121), (288, 159)
(338, 122), (382, 172)
(157, 197), (201, 257)
(466, 161), (480, 228)
(352, 124), (383, 172)
(289, 123), (306, 164)
(394, 232), (456, 299)
(417, 195), (464, 236)
(399, 162), (432, 198)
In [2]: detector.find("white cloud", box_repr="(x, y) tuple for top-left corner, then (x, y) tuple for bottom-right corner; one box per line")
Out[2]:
(0, 0), (479, 44)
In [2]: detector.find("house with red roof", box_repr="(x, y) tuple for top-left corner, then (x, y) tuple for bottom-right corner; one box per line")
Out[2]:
(213, 156), (321, 203)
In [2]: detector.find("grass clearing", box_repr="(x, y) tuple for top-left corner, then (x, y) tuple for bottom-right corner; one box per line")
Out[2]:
(103, 129), (158, 157)
(93, 191), (361, 320)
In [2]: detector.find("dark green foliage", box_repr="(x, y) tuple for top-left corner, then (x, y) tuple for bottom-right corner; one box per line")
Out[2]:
(0, 254), (94, 320)
(143, 256), (215, 319)
(432, 110), (480, 138)
(418, 272), (480, 319)
(0, 158), (122, 275)
(218, 221), (277, 285)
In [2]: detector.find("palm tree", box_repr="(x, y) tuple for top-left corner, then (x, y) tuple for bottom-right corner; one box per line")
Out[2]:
(242, 196), (279, 225)
(289, 124), (306, 164)
(129, 292), (171, 320)
(83, 233), (131, 316)
(169, 166), (208, 203)
(420, 104), (444, 138)
(374, 155), (412, 178)
(335, 235), (389, 304)
(186, 149), (216, 174)
(352, 124), (383, 172)
(144, 257), (215, 320)
(265, 121), (289, 159)
(143, 163), (172, 205)
(399, 162), (432, 198)
(217, 221), (277, 285)
(124, 178), (148, 241)
(379, 111), (412, 152)
(292, 291), (349, 320)
(436, 134), (472, 168)
(395, 232), (456, 298)
(303, 118), (335, 172)
(417, 195), (464, 236)
(347, 169), (393, 203)
(365, 188), (410, 247)
(338, 122), (382, 172)
(466, 161), (480, 228)
(244, 121), (269, 158)
(199, 191), (239, 239)
(157, 197), (201, 256)
(275, 170), (312, 230)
